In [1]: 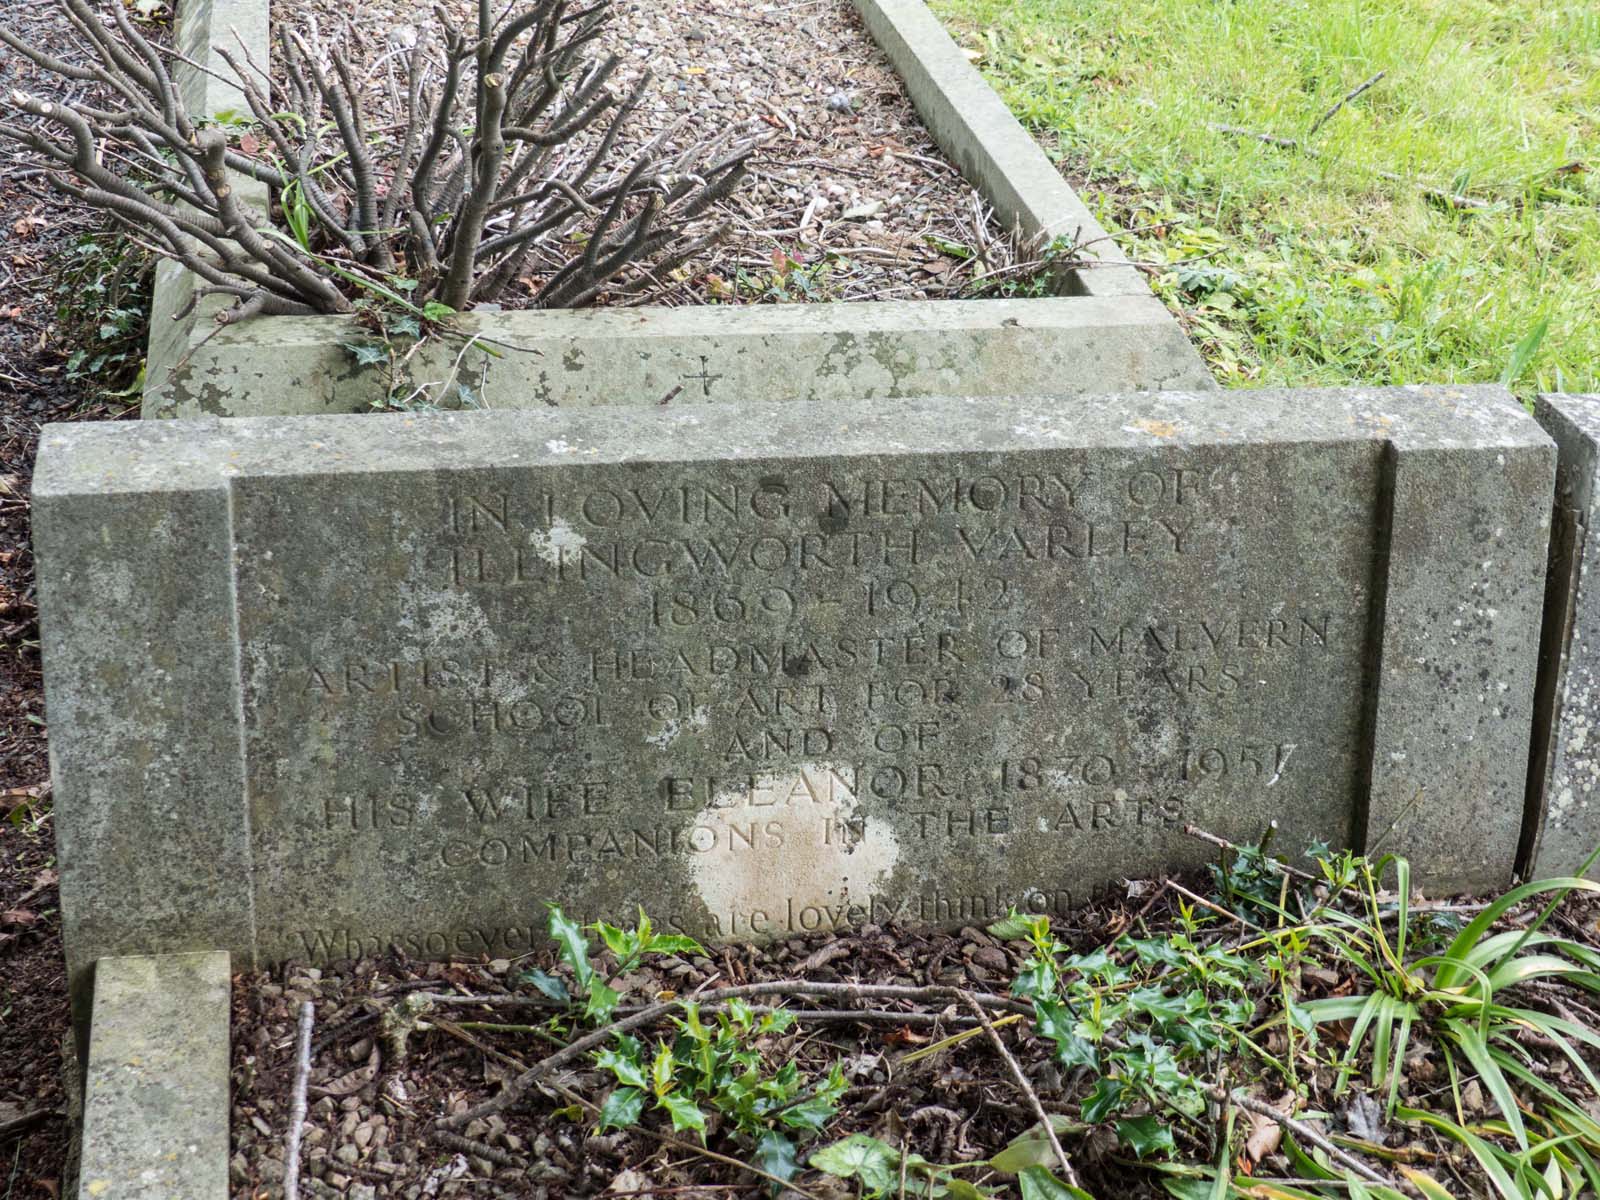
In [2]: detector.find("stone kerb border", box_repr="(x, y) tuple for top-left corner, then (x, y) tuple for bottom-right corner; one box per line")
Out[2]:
(143, 0), (1213, 418)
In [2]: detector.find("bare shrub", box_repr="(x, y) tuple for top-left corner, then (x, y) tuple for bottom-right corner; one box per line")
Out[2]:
(0, 0), (763, 323)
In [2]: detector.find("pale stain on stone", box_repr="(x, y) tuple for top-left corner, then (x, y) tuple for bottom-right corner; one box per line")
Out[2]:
(689, 763), (901, 931)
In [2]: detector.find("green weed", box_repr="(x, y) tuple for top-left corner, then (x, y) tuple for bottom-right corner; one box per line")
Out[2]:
(932, 0), (1600, 394)
(51, 231), (154, 406)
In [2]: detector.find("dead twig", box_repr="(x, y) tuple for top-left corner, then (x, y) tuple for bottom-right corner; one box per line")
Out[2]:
(1307, 70), (1386, 138)
(545, 1077), (828, 1200)
(439, 981), (1028, 1128)
(283, 1000), (315, 1200)
(1167, 879), (1265, 930)
(1207, 123), (1492, 210)
(0, 1108), (59, 1142)
(431, 1129), (527, 1170)
(1183, 824), (1320, 883)
(1221, 1089), (1395, 1188)
(957, 989), (1083, 1191)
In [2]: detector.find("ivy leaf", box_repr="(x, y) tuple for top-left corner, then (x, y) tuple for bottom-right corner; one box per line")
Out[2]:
(658, 1093), (708, 1140)
(989, 1117), (1088, 1174)
(422, 300), (457, 321)
(598, 1086), (644, 1132)
(1115, 1115), (1176, 1160)
(1017, 1167), (1094, 1200)
(517, 968), (569, 1005)
(546, 905), (594, 992)
(341, 341), (387, 367)
(810, 1134), (900, 1193)
(753, 1131), (800, 1187)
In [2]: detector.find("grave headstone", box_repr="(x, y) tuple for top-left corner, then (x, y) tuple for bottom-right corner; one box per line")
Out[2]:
(34, 386), (1552, 1000)
(1528, 394), (1600, 878)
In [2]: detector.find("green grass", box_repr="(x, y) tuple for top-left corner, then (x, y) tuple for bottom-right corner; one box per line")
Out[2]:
(930, 0), (1600, 392)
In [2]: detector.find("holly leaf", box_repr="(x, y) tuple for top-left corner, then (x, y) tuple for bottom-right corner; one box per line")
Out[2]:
(595, 1046), (647, 1090)
(546, 905), (594, 992)
(988, 908), (1046, 941)
(596, 921), (635, 962)
(646, 934), (706, 957)
(658, 1093), (707, 1140)
(1081, 1077), (1124, 1124)
(584, 980), (620, 1024)
(777, 1092), (838, 1132)
(753, 1131), (800, 1186)
(1115, 1115), (1176, 1160)
(598, 1086), (644, 1131)
(651, 1041), (676, 1097)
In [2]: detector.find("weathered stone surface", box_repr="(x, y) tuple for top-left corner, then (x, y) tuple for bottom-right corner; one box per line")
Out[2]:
(36, 386), (1550, 981)
(78, 952), (231, 1200)
(1529, 395), (1600, 878)
(144, 294), (1212, 419)
(141, 0), (1209, 420)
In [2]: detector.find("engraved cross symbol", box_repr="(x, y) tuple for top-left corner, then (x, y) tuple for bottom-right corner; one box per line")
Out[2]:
(683, 355), (723, 398)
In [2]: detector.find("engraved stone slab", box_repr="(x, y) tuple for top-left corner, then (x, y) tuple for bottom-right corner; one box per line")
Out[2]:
(34, 386), (1551, 986)
(1529, 394), (1600, 878)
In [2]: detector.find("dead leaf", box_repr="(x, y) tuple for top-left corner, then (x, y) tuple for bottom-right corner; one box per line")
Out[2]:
(0, 910), (37, 929)
(1344, 1092), (1384, 1141)
(239, 131), (261, 155)
(609, 1169), (649, 1193)
(884, 1025), (930, 1048)
(1243, 1108), (1283, 1163)
(311, 1045), (379, 1097)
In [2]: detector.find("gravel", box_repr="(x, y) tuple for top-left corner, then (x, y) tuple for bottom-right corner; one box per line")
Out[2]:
(270, 0), (1030, 306)
(228, 923), (1046, 1197)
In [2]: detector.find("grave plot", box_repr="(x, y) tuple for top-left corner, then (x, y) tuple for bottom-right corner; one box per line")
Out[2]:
(34, 384), (1552, 1001)
(138, 0), (1209, 417)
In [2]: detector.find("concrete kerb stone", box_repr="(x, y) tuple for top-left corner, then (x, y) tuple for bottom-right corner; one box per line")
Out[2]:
(77, 951), (231, 1200)
(846, 0), (1145, 298)
(1526, 394), (1600, 879)
(142, 0), (1212, 418)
